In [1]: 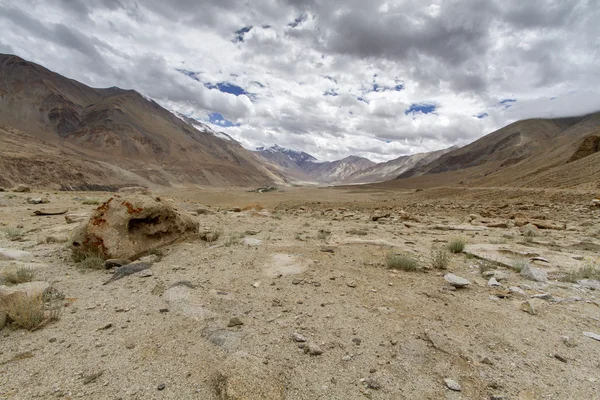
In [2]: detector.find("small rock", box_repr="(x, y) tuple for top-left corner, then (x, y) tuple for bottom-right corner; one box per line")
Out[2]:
(572, 255), (584, 261)
(104, 259), (130, 269)
(352, 338), (362, 345)
(292, 332), (306, 342)
(347, 281), (357, 288)
(341, 355), (352, 361)
(578, 279), (600, 291)
(508, 286), (526, 296)
(137, 270), (153, 278)
(520, 301), (537, 315)
(228, 317), (244, 327)
(364, 378), (381, 390)
(562, 336), (577, 348)
(26, 197), (49, 204)
(531, 293), (552, 300)
(157, 383), (165, 391)
(12, 184), (30, 193)
(521, 264), (548, 283)
(554, 354), (567, 363)
(304, 342), (323, 356)
(252, 281), (261, 288)
(488, 278), (501, 287)
(444, 274), (471, 288)
(444, 378), (462, 391)
(481, 356), (493, 365)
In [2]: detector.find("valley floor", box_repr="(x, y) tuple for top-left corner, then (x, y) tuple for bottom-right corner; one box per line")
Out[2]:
(1, 185), (600, 399)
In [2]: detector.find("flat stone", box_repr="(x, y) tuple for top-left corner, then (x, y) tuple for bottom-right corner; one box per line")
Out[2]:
(304, 342), (323, 356)
(583, 332), (600, 341)
(444, 378), (462, 391)
(0, 248), (32, 260)
(0, 281), (50, 300)
(520, 301), (537, 315)
(508, 286), (527, 296)
(444, 274), (471, 288)
(578, 279), (600, 290)
(242, 238), (262, 247)
(488, 278), (502, 287)
(228, 317), (244, 327)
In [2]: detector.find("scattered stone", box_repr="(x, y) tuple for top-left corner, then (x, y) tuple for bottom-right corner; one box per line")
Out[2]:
(0, 248), (32, 260)
(12, 184), (30, 193)
(562, 336), (577, 348)
(103, 262), (151, 285)
(228, 317), (244, 327)
(292, 332), (307, 342)
(520, 301), (537, 315)
(347, 281), (357, 288)
(65, 212), (90, 224)
(304, 342), (323, 356)
(352, 338), (362, 345)
(341, 355), (352, 361)
(70, 192), (198, 260)
(531, 293), (552, 300)
(444, 378), (462, 391)
(137, 269), (153, 278)
(488, 278), (501, 287)
(26, 197), (49, 204)
(583, 331), (600, 342)
(104, 259), (130, 269)
(578, 279), (600, 291)
(520, 264), (548, 283)
(0, 281), (50, 302)
(364, 378), (381, 390)
(572, 255), (584, 260)
(157, 383), (165, 391)
(371, 213), (390, 221)
(242, 238), (262, 247)
(482, 270), (509, 281)
(480, 356), (493, 365)
(252, 281), (261, 288)
(159, 308), (169, 313)
(32, 208), (67, 216)
(444, 274), (471, 288)
(554, 354), (567, 363)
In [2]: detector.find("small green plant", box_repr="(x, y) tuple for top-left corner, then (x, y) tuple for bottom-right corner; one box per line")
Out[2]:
(446, 237), (466, 254)
(511, 258), (529, 272)
(317, 230), (331, 240)
(1, 267), (35, 285)
(430, 248), (450, 270)
(560, 263), (600, 283)
(81, 198), (101, 205)
(225, 232), (245, 247)
(386, 252), (419, 271)
(4, 227), (23, 241)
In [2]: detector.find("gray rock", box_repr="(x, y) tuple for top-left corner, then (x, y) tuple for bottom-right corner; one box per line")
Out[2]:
(520, 301), (537, 315)
(444, 274), (471, 288)
(12, 184), (30, 193)
(521, 264), (548, 283)
(103, 262), (151, 285)
(508, 286), (526, 296)
(0, 248), (32, 260)
(483, 270), (509, 281)
(531, 293), (552, 300)
(583, 331), (600, 341)
(487, 278), (501, 287)
(578, 279), (600, 290)
(444, 378), (462, 391)
(304, 342), (323, 355)
(104, 259), (130, 269)
(292, 332), (307, 342)
(27, 197), (49, 204)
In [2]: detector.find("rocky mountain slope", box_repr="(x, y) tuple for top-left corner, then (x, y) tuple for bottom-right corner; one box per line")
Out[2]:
(389, 112), (600, 190)
(255, 145), (454, 185)
(0, 54), (278, 188)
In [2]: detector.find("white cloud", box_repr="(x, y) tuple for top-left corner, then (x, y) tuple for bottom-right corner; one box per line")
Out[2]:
(1, 0), (599, 162)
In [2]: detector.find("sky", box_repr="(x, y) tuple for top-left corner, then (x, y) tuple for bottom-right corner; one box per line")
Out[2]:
(1, 0), (599, 162)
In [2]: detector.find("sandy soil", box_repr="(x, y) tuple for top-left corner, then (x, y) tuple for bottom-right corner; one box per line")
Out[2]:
(1, 186), (600, 400)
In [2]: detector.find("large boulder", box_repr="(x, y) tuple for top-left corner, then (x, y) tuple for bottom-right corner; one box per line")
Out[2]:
(70, 193), (198, 260)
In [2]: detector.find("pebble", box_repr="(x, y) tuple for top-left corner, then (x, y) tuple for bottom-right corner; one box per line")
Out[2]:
(508, 286), (526, 296)
(347, 281), (357, 288)
(444, 378), (462, 391)
(487, 278), (501, 287)
(364, 378), (381, 390)
(583, 331), (600, 342)
(444, 274), (471, 288)
(520, 301), (537, 315)
(292, 332), (307, 342)
(352, 338), (362, 345)
(227, 317), (244, 327)
(157, 383), (165, 391)
(304, 342), (323, 356)
(521, 264), (548, 283)
(341, 355), (352, 361)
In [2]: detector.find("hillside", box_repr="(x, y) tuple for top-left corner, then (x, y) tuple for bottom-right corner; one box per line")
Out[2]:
(389, 112), (600, 190)
(0, 54), (277, 188)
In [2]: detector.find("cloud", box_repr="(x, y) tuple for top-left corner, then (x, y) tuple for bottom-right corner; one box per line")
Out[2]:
(0, 0), (599, 163)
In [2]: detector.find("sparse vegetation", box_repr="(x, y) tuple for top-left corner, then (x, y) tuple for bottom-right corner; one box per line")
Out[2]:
(225, 232), (246, 247)
(205, 228), (222, 243)
(478, 261), (494, 275)
(6, 294), (45, 330)
(1, 267), (35, 285)
(272, 213), (283, 220)
(446, 237), (466, 253)
(75, 254), (105, 270)
(560, 263), (600, 283)
(511, 258), (529, 272)
(386, 252), (419, 271)
(4, 227), (23, 241)
(81, 198), (102, 205)
(430, 248), (450, 269)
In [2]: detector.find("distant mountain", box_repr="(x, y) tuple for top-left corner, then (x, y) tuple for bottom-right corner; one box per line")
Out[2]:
(254, 144), (451, 185)
(344, 147), (456, 184)
(0, 53), (278, 188)
(390, 112), (600, 190)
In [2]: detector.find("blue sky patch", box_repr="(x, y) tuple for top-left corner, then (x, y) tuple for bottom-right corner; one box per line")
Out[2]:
(209, 112), (239, 128)
(176, 68), (200, 82)
(288, 14), (307, 28)
(498, 98), (517, 108)
(324, 89), (338, 96)
(233, 26), (252, 43)
(405, 102), (436, 115)
(476, 112), (489, 119)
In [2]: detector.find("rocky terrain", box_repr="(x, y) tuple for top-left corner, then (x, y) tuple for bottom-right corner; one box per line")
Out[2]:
(1, 185), (600, 399)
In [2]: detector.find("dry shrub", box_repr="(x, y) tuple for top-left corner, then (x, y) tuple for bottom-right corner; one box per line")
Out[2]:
(2, 267), (35, 285)
(6, 294), (45, 330)
(386, 252), (419, 271)
(430, 248), (450, 270)
(446, 237), (467, 253)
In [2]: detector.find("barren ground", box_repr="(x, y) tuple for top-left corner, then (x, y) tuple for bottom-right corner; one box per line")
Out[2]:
(1, 185), (600, 400)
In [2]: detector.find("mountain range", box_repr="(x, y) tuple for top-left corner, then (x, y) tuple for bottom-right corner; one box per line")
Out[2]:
(0, 53), (599, 190)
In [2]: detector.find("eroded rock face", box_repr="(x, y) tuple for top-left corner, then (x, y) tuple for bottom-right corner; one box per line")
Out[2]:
(70, 193), (198, 260)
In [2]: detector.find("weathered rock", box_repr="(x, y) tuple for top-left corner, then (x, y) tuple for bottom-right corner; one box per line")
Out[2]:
(444, 274), (471, 288)
(103, 262), (151, 285)
(292, 332), (307, 342)
(521, 264), (548, 283)
(228, 317), (244, 327)
(65, 212), (90, 224)
(577, 279), (600, 291)
(520, 300), (537, 315)
(104, 259), (130, 269)
(530, 220), (565, 230)
(0, 248), (32, 260)
(482, 270), (509, 281)
(304, 342), (323, 355)
(444, 378), (462, 391)
(70, 193), (198, 260)
(215, 351), (285, 400)
(27, 197), (49, 204)
(12, 184), (30, 192)
(520, 224), (539, 236)
(371, 213), (390, 221)
(488, 278), (502, 287)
